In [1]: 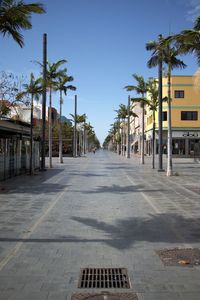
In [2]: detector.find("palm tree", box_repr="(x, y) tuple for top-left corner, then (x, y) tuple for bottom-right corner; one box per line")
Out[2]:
(16, 73), (42, 174)
(146, 78), (159, 169)
(46, 60), (67, 168)
(70, 113), (86, 155)
(115, 118), (121, 155)
(0, 0), (45, 47)
(84, 122), (93, 152)
(109, 121), (120, 153)
(116, 103), (137, 157)
(146, 35), (164, 171)
(147, 42), (186, 176)
(167, 16), (200, 66)
(76, 114), (86, 155)
(55, 74), (76, 163)
(125, 74), (148, 164)
(116, 104), (127, 156)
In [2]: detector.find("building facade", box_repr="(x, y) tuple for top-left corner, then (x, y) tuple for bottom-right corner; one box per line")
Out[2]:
(0, 119), (40, 181)
(145, 75), (200, 157)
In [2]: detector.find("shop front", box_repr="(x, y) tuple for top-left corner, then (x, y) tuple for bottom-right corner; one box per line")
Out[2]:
(145, 129), (200, 157)
(0, 119), (40, 181)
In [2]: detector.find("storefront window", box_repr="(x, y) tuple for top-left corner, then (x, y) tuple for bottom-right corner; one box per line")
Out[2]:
(172, 139), (185, 155)
(189, 139), (200, 156)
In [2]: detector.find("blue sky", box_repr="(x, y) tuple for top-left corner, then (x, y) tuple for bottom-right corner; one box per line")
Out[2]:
(1, 0), (200, 144)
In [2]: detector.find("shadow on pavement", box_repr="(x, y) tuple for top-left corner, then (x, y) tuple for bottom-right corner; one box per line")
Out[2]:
(70, 214), (200, 249)
(78, 184), (166, 194)
(0, 168), (68, 194)
(68, 173), (107, 177)
(0, 213), (199, 250)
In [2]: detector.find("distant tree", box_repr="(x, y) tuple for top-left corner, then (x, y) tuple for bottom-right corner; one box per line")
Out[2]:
(0, 71), (26, 118)
(55, 73), (76, 163)
(125, 74), (148, 164)
(146, 78), (159, 169)
(46, 59), (67, 168)
(16, 73), (42, 174)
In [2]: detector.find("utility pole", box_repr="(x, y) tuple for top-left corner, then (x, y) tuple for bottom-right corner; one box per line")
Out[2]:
(158, 34), (164, 171)
(127, 95), (131, 158)
(41, 33), (47, 171)
(73, 95), (77, 157)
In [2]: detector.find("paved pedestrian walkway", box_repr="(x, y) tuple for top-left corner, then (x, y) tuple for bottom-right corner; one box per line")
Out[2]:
(0, 150), (200, 300)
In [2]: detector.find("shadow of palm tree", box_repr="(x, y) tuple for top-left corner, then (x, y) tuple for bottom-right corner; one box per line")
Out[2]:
(0, 214), (199, 250)
(78, 184), (166, 194)
(68, 173), (107, 177)
(71, 214), (200, 249)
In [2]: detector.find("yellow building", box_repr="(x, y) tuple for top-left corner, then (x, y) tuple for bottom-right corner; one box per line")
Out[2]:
(146, 75), (200, 157)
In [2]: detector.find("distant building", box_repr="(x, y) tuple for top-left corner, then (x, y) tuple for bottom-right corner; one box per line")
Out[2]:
(60, 115), (72, 125)
(48, 107), (58, 125)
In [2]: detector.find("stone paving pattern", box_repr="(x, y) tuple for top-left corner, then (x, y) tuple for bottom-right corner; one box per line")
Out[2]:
(0, 151), (200, 300)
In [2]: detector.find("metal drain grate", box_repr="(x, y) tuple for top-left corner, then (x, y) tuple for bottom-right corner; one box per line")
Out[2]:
(78, 268), (130, 289)
(71, 292), (138, 300)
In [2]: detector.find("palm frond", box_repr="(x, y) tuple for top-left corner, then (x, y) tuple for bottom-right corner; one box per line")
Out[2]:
(147, 55), (159, 68)
(194, 16), (200, 30)
(0, 0), (45, 47)
(145, 40), (157, 51)
(124, 85), (135, 91)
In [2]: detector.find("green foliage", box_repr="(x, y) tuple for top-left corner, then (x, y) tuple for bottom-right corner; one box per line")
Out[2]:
(0, 101), (10, 117)
(16, 72), (42, 104)
(0, 0), (45, 47)
(0, 71), (27, 118)
(169, 15), (200, 65)
(125, 73), (148, 95)
(146, 78), (158, 111)
(103, 134), (112, 148)
(52, 122), (73, 139)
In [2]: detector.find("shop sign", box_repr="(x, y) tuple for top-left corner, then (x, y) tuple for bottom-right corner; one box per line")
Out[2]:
(182, 132), (199, 137)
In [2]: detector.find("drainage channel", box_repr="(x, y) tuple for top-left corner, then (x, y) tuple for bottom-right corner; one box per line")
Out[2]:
(71, 268), (138, 300)
(78, 268), (131, 289)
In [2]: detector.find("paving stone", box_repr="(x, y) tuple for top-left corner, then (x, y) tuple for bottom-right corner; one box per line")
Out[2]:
(0, 154), (199, 299)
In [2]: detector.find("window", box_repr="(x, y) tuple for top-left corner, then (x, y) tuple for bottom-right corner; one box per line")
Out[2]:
(181, 111), (198, 120)
(162, 111), (167, 121)
(175, 90), (184, 98)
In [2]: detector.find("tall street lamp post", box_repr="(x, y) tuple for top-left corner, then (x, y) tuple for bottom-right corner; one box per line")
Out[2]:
(41, 33), (47, 171)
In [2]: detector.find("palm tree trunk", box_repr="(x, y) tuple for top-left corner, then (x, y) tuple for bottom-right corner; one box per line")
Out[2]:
(49, 88), (52, 168)
(152, 111), (155, 169)
(79, 130), (82, 155)
(59, 90), (63, 163)
(118, 118), (121, 155)
(167, 72), (173, 176)
(158, 34), (163, 171)
(123, 123), (126, 156)
(141, 101), (145, 164)
(120, 126), (123, 155)
(30, 94), (34, 174)
(83, 122), (86, 155)
(126, 95), (131, 158)
(73, 95), (77, 157)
